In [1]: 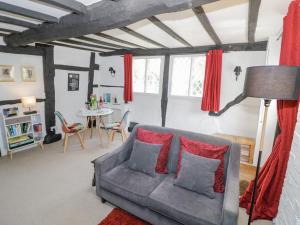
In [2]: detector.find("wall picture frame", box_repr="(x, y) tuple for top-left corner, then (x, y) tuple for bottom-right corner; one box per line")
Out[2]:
(68, 73), (80, 91)
(21, 66), (36, 82)
(0, 65), (14, 82)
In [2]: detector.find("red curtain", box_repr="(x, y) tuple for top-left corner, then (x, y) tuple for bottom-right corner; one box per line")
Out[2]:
(124, 54), (133, 102)
(240, 0), (300, 221)
(201, 49), (223, 112)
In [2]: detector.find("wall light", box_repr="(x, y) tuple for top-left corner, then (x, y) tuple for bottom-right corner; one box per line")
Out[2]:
(234, 66), (242, 81)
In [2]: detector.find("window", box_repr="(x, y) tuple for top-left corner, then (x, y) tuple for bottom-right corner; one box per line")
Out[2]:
(132, 57), (162, 94)
(170, 55), (206, 97)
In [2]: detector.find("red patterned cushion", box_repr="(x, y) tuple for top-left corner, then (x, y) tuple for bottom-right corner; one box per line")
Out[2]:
(136, 128), (173, 174)
(177, 136), (229, 193)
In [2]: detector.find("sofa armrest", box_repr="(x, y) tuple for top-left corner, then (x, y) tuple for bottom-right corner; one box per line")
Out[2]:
(222, 143), (241, 225)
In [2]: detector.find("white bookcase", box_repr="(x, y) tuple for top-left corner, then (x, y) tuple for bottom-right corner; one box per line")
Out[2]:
(0, 113), (44, 159)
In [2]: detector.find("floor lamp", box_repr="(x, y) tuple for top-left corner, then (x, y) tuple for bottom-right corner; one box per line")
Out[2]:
(243, 66), (300, 225)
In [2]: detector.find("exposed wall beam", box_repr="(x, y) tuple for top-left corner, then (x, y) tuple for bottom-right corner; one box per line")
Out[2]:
(0, 32), (8, 37)
(148, 16), (192, 47)
(0, 28), (19, 34)
(161, 54), (170, 127)
(54, 64), (99, 71)
(94, 33), (147, 49)
(119, 27), (167, 48)
(100, 41), (268, 56)
(33, 0), (87, 14)
(0, 2), (58, 23)
(0, 45), (43, 55)
(59, 39), (118, 51)
(0, 98), (45, 106)
(0, 15), (38, 29)
(193, 6), (222, 45)
(248, 0), (262, 43)
(47, 41), (104, 53)
(75, 36), (129, 49)
(87, 52), (96, 101)
(5, 0), (217, 46)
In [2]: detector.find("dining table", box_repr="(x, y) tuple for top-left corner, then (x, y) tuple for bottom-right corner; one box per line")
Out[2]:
(78, 108), (114, 143)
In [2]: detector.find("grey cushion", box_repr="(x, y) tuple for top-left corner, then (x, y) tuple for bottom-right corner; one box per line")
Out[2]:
(127, 140), (162, 177)
(99, 163), (166, 207)
(174, 151), (220, 199)
(149, 176), (224, 225)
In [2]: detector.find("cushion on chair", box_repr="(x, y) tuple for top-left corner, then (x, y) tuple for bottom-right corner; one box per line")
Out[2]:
(99, 163), (167, 207)
(148, 176), (224, 225)
(68, 123), (84, 132)
(127, 140), (162, 177)
(174, 151), (220, 199)
(136, 128), (173, 174)
(177, 136), (229, 193)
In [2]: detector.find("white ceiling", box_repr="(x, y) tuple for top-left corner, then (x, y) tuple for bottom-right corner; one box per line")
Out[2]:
(0, 0), (292, 50)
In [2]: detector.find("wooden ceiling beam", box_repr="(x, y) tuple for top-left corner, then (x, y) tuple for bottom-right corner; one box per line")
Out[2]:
(94, 33), (147, 49)
(248, 0), (262, 43)
(119, 27), (167, 48)
(5, 0), (217, 47)
(148, 16), (192, 47)
(193, 6), (222, 45)
(0, 2), (58, 23)
(75, 36), (130, 49)
(33, 0), (87, 14)
(0, 28), (19, 34)
(46, 41), (104, 53)
(59, 39), (119, 51)
(99, 41), (268, 56)
(0, 15), (38, 29)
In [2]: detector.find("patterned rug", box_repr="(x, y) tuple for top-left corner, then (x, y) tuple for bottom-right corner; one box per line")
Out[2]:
(99, 208), (150, 225)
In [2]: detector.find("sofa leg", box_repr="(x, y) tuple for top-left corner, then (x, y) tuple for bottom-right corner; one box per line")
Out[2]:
(101, 197), (107, 203)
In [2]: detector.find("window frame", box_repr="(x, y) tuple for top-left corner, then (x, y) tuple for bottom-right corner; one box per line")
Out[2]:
(169, 54), (206, 99)
(132, 56), (164, 96)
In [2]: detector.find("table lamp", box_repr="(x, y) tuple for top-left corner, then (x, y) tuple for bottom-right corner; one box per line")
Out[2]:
(243, 66), (300, 224)
(21, 96), (37, 115)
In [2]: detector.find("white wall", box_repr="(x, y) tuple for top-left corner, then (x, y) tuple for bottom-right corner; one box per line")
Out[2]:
(0, 52), (45, 156)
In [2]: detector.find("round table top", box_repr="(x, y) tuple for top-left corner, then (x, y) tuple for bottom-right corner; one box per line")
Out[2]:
(78, 108), (113, 117)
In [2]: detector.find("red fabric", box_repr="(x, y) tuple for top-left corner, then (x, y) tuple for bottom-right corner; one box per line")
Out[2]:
(136, 128), (173, 174)
(177, 136), (228, 193)
(99, 208), (150, 225)
(239, 0), (300, 221)
(124, 54), (133, 102)
(201, 49), (223, 112)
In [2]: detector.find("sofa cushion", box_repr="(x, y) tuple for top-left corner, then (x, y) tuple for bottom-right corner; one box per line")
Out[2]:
(174, 151), (220, 199)
(136, 128), (173, 174)
(149, 176), (224, 225)
(177, 136), (229, 193)
(99, 163), (166, 207)
(127, 140), (162, 177)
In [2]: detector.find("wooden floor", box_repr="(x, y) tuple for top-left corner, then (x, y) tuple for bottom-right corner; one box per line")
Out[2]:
(240, 163), (256, 182)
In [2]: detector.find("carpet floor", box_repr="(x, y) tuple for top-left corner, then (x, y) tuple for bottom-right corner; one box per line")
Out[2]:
(0, 134), (273, 225)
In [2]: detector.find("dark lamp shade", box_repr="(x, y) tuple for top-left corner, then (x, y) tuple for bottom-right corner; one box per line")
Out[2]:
(243, 66), (300, 100)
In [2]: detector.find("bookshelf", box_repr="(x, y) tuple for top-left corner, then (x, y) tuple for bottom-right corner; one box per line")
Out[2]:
(0, 113), (44, 159)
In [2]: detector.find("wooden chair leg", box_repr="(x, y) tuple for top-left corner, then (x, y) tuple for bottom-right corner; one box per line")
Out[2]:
(108, 130), (114, 144)
(98, 128), (102, 144)
(76, 132), (85, 150)
(64, 134), (69, 153)
(62, 133), (65, 146)
(39, 142), (44, 151)
(120, 129), (126, 143)
(111, 131), (115, 142)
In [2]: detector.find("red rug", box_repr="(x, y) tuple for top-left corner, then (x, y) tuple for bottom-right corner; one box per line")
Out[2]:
(99, 208), (150, 225)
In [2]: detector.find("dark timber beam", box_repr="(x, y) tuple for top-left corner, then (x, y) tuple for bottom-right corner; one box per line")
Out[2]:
(0, 2), (58, 23)
(94, 33), (147, 49)
(0, 98), (45, 106)
(59, 39), (118, 51)
(87, 52), (96, 101)
(100, 41), (268, 56)
(5, 0), (217, 46)
(193, 6), (222, 45)
(47, 41), (104, 53)
(0, 15), (38, 29)
(0, 28), (19, 34)
(33, 0), (87, 14)
(0, 45), (43, 55)
(248, 0), (262, 43)
(119, 27), (167, 48)
(148, 16), (192, 47)
(54, 64), (99, 71)
(0, 32), (8, 37)
(161, 54), (170, 127)
(75, 36), (129, 49)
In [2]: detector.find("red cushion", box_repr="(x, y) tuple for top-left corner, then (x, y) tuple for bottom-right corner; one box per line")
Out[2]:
(177, 136), (229, 193)
(136, 128), (173, 174)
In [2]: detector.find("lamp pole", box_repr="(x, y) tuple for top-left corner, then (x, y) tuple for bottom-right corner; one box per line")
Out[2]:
(248, 99), (271, 225)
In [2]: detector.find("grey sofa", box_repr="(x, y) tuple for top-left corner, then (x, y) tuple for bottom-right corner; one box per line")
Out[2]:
(94, 125), (240, 225)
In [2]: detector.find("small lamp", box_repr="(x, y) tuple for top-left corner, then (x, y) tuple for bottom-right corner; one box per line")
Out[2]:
(21, 96), (37, 115)
(243, 66), (300, 224)
(109, 67), (116, 77)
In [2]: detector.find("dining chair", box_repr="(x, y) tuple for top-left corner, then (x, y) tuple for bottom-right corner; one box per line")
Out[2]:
(54, 111), (85, 153)
(104, 111), (130, 143)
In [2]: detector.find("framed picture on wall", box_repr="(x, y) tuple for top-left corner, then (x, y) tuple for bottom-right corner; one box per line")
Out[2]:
(68, 73), (79, 91)
(0, 65), (14, 82)
(21, 66), (36, 82)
